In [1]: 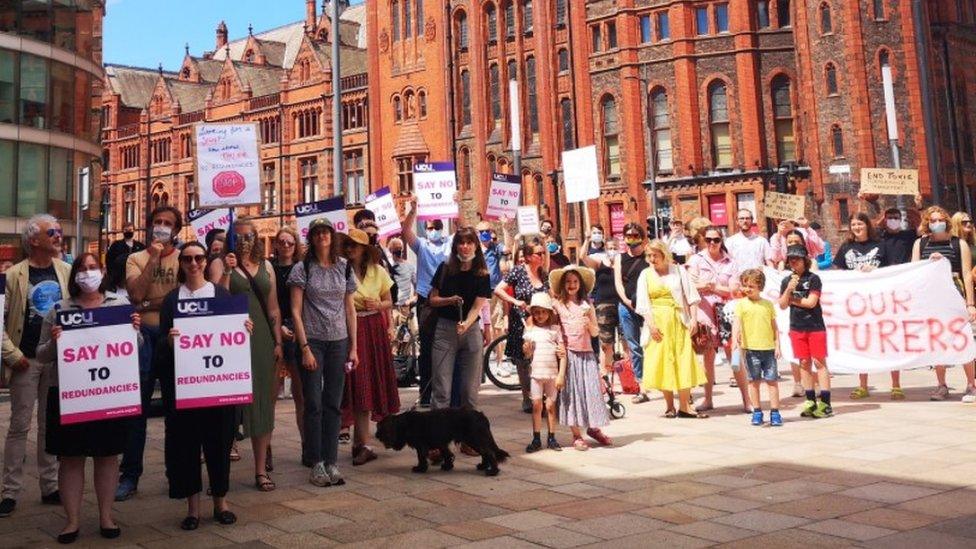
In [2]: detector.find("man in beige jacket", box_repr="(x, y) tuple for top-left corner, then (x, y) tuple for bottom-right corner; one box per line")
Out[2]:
(0, 214), (71, 518)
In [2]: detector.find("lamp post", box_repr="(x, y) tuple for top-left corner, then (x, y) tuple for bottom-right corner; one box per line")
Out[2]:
(624, 73), (659, 239)
(331, 0), (349, 202)
(880, 60), (905, 214)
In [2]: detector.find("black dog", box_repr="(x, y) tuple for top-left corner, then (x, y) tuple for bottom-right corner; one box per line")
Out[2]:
(376, 409), (510, 476)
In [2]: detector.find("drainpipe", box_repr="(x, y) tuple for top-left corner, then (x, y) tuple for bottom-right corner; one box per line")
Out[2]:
(913, 0), (943, 205)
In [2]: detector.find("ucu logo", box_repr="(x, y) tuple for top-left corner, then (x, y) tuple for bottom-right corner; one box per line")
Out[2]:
(60, 312), (94, 326)
(414, 164), (434, 172)
(296, 204), (319, 215)
(177, 301), (210, 314)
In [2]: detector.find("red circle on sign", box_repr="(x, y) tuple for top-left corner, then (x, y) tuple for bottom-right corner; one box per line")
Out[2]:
(212, 171), (246, 198)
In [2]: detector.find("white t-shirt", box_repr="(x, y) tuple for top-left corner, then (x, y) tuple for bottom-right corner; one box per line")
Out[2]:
(725, 232), (771, 275)
(178, 282), (216, 300)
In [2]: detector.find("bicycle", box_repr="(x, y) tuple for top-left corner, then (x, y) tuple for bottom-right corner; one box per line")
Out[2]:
(482, 332), (521, 391)
(392, 304), (419, 387)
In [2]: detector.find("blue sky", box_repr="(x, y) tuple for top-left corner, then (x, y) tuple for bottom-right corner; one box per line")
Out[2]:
(103, 0), (361, 70)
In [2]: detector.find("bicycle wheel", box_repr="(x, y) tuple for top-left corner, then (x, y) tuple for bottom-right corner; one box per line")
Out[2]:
(483, 333), (521, 391)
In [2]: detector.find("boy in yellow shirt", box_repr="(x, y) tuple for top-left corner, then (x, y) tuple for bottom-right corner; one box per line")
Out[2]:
(733, 269), (783, 427)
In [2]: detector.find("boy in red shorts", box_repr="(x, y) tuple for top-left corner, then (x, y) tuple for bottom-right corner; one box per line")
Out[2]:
(777, 245), (832, 418)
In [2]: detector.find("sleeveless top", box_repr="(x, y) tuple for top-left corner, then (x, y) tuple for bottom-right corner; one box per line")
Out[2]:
(919, 236), (962, 275)
(620, 252), (649, 304)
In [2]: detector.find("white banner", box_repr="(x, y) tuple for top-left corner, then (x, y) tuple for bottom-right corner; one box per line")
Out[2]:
(485, 173), (521, 220)
(187, 208), (233, 242)
(414, 162), (458, 220)
(517, 206), (540, 235)
(57, 305), (141, 424)
(562, 146), (600, 204)
(760, 260), (976, 373)
(365, 186), (401, 237)
(295, 196), (348, 242)
(194, 123), (261, 207)
(173, 296), (253, 410)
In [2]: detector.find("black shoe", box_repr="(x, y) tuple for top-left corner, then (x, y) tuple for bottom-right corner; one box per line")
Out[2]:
(301, 457), (314, 468)
(547, 437), (562, 451)
(521, 400), (532, 414)
(180, 516), (199, 531)
(100, 526), (121, 539)
(525, 439), (542, 453)
(57, 530), (79, 544)
(41, 490), (61, 505)
(0, 498), (15, 517)
(213, 509), (237, 525)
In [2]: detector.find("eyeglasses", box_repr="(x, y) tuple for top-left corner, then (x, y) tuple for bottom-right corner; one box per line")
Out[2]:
(964, 220), (974, 226)
(277, 240), (295, 247)
(624, 233), (641, 238)
(704, 237), (723, 244)
(179, 255), (207, 264)
(46, 228), (63, 237)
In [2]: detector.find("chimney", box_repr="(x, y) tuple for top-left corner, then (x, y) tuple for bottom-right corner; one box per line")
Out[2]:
(306, 0), (316, 32)
(216, 20), (228, 50)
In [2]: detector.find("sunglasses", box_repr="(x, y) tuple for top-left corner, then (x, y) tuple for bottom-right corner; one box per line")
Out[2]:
(704, 237), (723, 244)
(963, 221), (974, 226)
(46, 228), (63, 237)
(179, 254), (207, 264)
(277, 240), (295, 247)
(624, 233), (641, 238)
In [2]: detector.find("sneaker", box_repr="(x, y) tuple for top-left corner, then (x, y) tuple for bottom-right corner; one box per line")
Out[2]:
(729, 377), (738, 388)
(309, 462), (329, 487)
(114, 478), (137, 501)
(849, 387), (870, 399)
(930, 385), (950, 401)
(891, 387), (906, 400)
(325, 463), (345, 486)
(769, 410), (783, 427)
(962, 386), (976, 403)
(547, 436), (562, 451)
(792, 383), (804, 398)
(800, 399), (817, 418)
(0, 498), (15, 517)
(812, 401), (833, 418)
(586, 428), (613, 447)
(338, 430), (351, 444)
(525, 439), (542, 453)
(751, 410), (764, 426)
(572, 438), (589, 451)
(40, 490), (60, 505)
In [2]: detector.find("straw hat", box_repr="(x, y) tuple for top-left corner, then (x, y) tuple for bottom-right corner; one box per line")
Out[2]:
(528, 292), (555, 311)
(346, 228), (370, 246)
(549, 265), (596, 296)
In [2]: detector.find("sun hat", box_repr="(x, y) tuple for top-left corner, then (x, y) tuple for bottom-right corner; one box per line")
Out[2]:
(786, 244), (808, 259)
(528, 292), (555, 311)
(549, 265), (596, 296)
(346, 228), (370, 246)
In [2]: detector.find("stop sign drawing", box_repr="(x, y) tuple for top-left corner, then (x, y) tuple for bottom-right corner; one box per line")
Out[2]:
(212, 171), (246, 198)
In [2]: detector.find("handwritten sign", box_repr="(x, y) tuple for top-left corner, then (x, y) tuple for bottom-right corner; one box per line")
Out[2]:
(562, 146), (601, 204)
(414, 162), (458, 220)
(517, 206), (540, 235)
(194, 123), (261, 207)
(485, 173), (521, 220)
(859, 168), (919, 196)
(174, 295), (252, 410)
(763, 192), (805, 221)
(187, 208), (233, 242)
(57, 305), (141, 424)
(295, 196), (348, 242)
(365, 186), (401, 237)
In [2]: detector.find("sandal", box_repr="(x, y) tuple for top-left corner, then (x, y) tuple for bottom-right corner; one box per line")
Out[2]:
(255, 473), (276, 492)
(664, 409), (677, 419)
(631, 393), (650, 404)
(850, 387), (870, 399)
(890, 387), (906, 400)
(213, 509), (237, 525)
(677, 410), (709, 419)
(229, 442), (240, 462)
(180, 516), (200, 531)
(572, 438), (589, 451)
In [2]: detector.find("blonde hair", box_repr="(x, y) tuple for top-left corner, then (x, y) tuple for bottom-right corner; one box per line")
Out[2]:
(950, 211), (976, 246)
(687, 216), (713, 249)
(918, 206), (951, 237)
(233, 217), (264, 263)
(645, 239), (673, 265)
(274, 226), (304, 261)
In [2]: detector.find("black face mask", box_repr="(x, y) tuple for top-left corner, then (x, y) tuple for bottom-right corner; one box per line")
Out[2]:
(123, 231), (134, 239)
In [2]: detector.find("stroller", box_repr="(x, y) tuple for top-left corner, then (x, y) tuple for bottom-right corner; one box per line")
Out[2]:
(603, 352), (630, 419)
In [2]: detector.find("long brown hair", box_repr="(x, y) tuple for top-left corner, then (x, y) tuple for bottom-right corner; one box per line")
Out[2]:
(304, 222), (340, 270)
(519, 238), (546, 279)
(232, 217), (264, 264)
(344, 237), (382, 278)
(555, 270), (585, 305)
(443, 227), (488, 277)
(274, 226), (303, 263)
(67, 253), (108, 298)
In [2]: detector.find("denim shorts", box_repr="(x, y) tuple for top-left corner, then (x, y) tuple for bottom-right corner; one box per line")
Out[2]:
(745, 350), (778, 382)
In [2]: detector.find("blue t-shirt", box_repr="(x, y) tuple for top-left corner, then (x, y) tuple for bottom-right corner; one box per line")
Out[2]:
(482, 242), (504, 288)
(412, 235), (453, 298)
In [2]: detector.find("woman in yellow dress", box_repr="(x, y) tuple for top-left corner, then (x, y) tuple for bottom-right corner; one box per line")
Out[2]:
(636, 240), (709, 418)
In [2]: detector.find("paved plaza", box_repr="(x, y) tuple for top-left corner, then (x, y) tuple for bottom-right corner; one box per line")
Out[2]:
(2, 366), (976, 548)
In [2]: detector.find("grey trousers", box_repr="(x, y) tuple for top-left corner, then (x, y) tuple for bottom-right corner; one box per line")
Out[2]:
(430, 318), (483, 410)
(300, 338), (348, 466)
(2, 359), (57, 500)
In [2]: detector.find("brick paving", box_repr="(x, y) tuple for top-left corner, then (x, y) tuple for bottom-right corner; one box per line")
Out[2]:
(2, 366), (976, 548)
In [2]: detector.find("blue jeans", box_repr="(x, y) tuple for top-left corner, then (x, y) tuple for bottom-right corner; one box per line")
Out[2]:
(618, 304), (644, 382)
(745, 350), (779, 382)
(300, 338), (348, 465)
(119, 324), (161, 484)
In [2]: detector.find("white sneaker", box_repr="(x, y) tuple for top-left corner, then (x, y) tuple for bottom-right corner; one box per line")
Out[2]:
(792, 383), (804, 398)
(310, 462), (329, 487)
(325, 463), (345, 486)
(962, 387), (976, 404)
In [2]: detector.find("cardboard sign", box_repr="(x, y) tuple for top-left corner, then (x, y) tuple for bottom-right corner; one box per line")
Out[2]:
(194, 123), (261, 207)
(295, 196), (348, 242)
(763, 192), (805, 221)
(365, 186), (401, 237)
(187, 208), (233, 242)
(57, 305), (141, 424)
(859, 168), (919, 196)
(485, 173), (521, 220)
(173, 295), (252, 410)
(562, 146), (601, 204)
(517, 206), (540, 235)
(414, 162), (458, 220)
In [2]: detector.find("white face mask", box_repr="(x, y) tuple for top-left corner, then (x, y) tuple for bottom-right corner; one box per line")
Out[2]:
(886, 219), (902, 231)
(75, 269), (103, 293)
(457, 252), (475, 263)
(590, 232), (604, 244)
(930, 221), (947, 235)
(152, 225), (173, 244)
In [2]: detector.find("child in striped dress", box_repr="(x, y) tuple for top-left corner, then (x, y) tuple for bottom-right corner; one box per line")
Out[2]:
(522, 293), (566, 453)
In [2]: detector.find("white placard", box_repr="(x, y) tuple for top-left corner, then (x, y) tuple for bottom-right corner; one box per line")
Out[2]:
(295, 196), (349, 242)
(194, 123), (262, 207)
(562, 146), (600, 204)
(485, 173), (521, 221)
(187, 208), (233, 242)
(517, 206), (540, 235)
(414, 162), (459, 220)
(365, 186), (401, 237)
(56, 305), (141, 424)
(173, 296), (253, 410)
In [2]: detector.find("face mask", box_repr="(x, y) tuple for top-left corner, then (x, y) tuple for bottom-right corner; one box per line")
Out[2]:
(547, 242), (559, 254)
(123, 231), (134, 240)
(457, 252), (475, 263)
(152, 225), (172, 244)
(591, 232), (604, 244)
(886, 219), (902, 231)
(541, 225), (552, 235)
(390, 248), (403, 259)
(625, 238), (642, 248)
(426, 229), (442, 242)
(606, 250), (618, 261)
(75, 269), (103, 293)
(478, 230), (492, 243)
(929, 222), (947, 234)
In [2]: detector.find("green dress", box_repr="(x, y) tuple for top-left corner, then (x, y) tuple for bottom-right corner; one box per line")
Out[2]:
(230, 261), (276, 438)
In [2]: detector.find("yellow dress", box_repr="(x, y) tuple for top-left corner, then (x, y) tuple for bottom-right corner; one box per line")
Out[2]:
(640, 271), (707, 392)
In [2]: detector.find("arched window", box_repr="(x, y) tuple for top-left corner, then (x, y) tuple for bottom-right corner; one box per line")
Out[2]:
(486, 3), (498, 43)
(772, 75), (796, 163)
(560, 97), (574, 151)
(873, 0), (885, 20)
(504, 1), (515, 39)
(404, 0), (412, 38)
(404, 90), (415, 119)
(416, 0), (424, 36)
(522, 0), (533, 32)
(555, 0), (567, 26)
(825, 63), (838, 95)
(489, 63), (501, 130)
(460, 70), (471, 127)
(181, 67), (191, 79)
(459, 147), (471, 191)
(557, 48), (569, 72)
(820, 3), (832, 33)
(418, 90), (427, 118)
(776, 0), (791, 27)
(526, 56), (538, 137)
(456, 11), (469, 49)
(392, 1), (401, 41)
(650, 88), (673, 173)
(831, 124), (844, 157)
(879, 48), (890, 69)
(602, 95), (621, 177)
(709, 81), (733, 168)
(506, 59), (517, 82)
(393, 95), (402, 122)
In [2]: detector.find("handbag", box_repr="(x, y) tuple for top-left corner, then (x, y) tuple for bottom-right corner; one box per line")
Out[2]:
(676, 267), (711, 354)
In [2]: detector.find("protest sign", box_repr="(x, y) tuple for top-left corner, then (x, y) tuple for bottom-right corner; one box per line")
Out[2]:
(485, 173), (521, 220)
(57, 305), (141, 424)
(761, 260), (976, 373)
(414, 162), (459, 220)
(295, 196), (349, 242)
(187, 208), (233, 242)
(365, 186), (401, 237)
(859, 168), (919, 196)
(517, 206), (540, 235)
(173, 295), (252, 410)
(562, 146), (600, 203)
(194, 123), (261, 207)
(763, 192), (805, 221)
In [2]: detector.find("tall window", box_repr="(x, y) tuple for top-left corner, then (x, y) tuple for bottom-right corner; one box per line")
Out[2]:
(873, 0), (885, 19)
(640, 15), (652, 43)
(560, 98), (574, 151)
(716, 3), (730, 33)
(486, 3), (497, 42)
(459, 147), (471, 191)
(831, 125), (844, 157)
(772, 75), (796, 163)
(505, 1), (515, 38)
(657, 11), (670, 40)
(185, 178), (197, 212)
(394, 95), (402, 121)
(396, 156), (422, 192)
(523, 0), (533, 32)
(123, 185), (136, 224)
(820, 3), (832, 33)
(607, 22), (617, 48)
(457, 11), (468, 49)
(591, 25), (602, 52)
(294, 108), (320, 138)
(418, 91), (426, 118)
(696, 7), (709, 35)
(825, 63), (838, 94)
(344, 149), (365, 202)
(392, 1), (400, 41)
(416, 0), (424, 36)
(262, 163), (276, 212)
(460, 70), (471, 127)
(404, 0), (412, 38)
(777, 0), (791, 27)
(489, 63), (501, 130)
(555, 0), (567, 26)
(557, 49), (569, 72)
(300, 156), (318, 202)
(709, 81), (732, 168)
(259, 117), (279, 143)
(526, 57), (539, 137)
(651, 88), (673, 172)
(757, 1), (770, 28)
(602, 96), (621, 177)
(507, 59), (517, 82)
